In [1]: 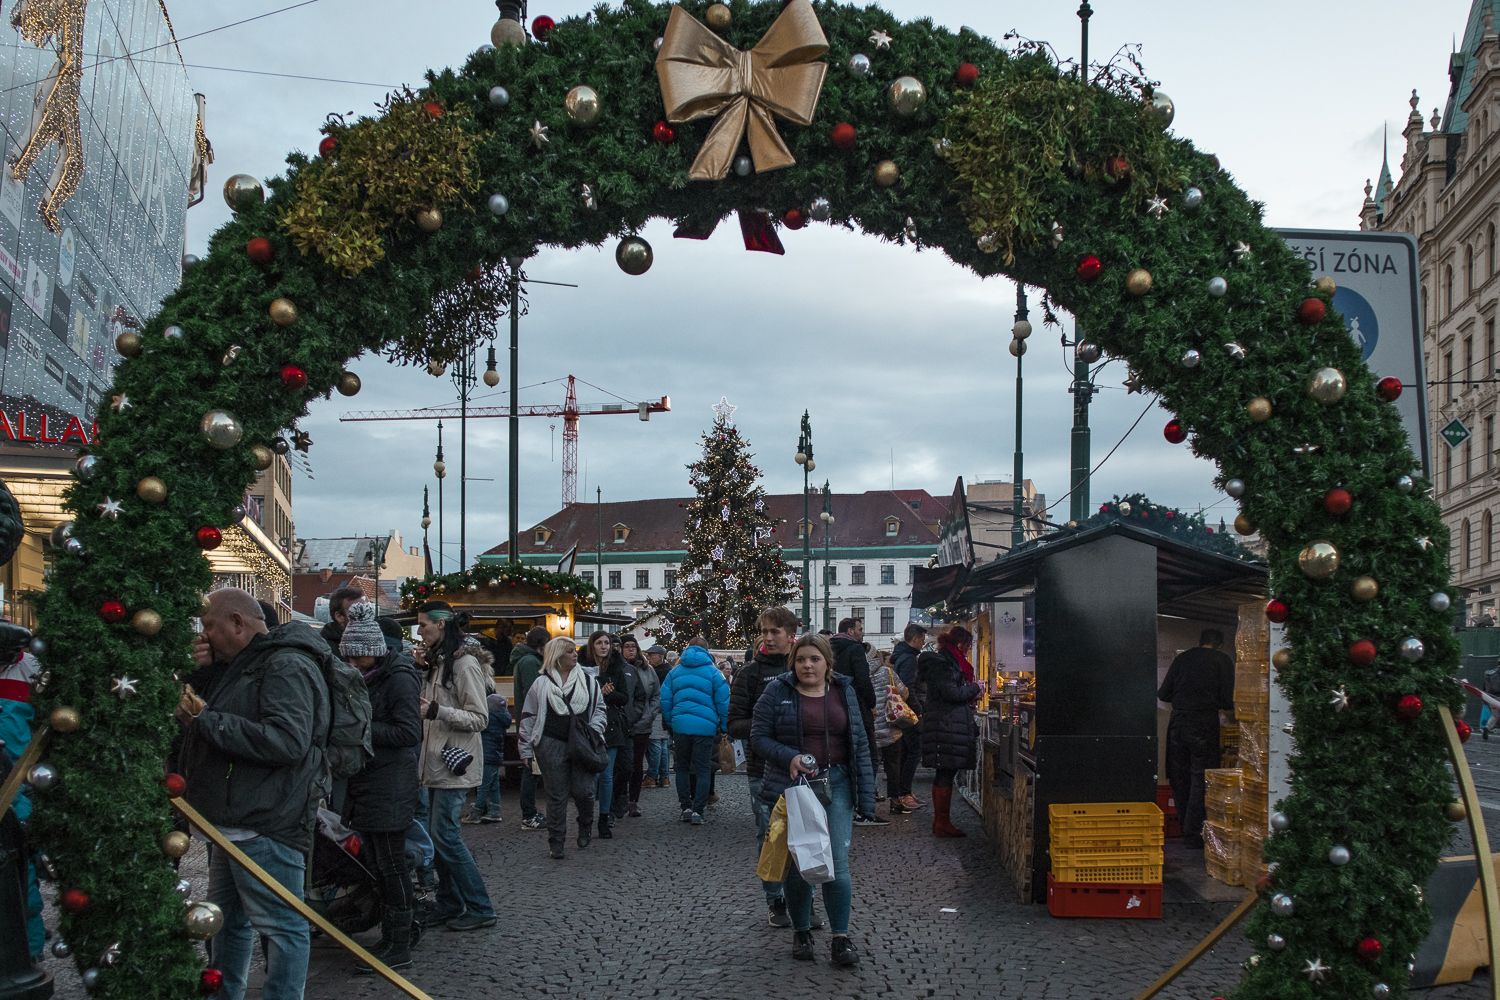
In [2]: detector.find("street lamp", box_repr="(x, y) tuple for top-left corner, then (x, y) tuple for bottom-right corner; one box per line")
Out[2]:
(820, 481), (834, 631)
(1011, 287), (1031, 550)
(794, 410), (814, 629)
(433, 421), (446, 573)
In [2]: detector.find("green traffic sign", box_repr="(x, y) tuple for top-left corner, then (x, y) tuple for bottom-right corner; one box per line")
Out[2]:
(1441, 418), (1472, 449)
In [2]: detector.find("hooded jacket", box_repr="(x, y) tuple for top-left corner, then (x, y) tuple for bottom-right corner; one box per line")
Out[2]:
(630, 655), (662, 736)
(660, 646), (730, 738)
(510, 641), (543, 720)
(728, 649), (786, 780)
(179, 624), (331, 852)
(829, 632), (877, 744)
(916, 648), (982, 771)
(749, 672), (876, 817)
(891, 640), (922, 692)
(344, 649), (421, 833)
(420, 638), (491, 789)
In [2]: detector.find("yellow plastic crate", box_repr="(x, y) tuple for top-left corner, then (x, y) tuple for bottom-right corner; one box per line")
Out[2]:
(1206, 854), (1243, 887)
(1051, 847), (1164, 884)
(1048, 802), (1165, 851)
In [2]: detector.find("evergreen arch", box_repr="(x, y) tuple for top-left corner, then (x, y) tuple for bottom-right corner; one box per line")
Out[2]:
(29, 2), (1453, 997)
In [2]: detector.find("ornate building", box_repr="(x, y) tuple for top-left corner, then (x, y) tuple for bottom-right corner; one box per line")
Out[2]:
(1362, 2), (1500, 623)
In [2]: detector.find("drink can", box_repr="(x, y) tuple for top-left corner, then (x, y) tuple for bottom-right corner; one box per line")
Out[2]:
(798, 754), (818, 772)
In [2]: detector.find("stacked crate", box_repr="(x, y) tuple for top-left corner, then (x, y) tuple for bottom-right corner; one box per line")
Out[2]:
(1047, 803), (1164, 918)
(1203, 603), (1273, 888)
(1203, 768), (1243, 885)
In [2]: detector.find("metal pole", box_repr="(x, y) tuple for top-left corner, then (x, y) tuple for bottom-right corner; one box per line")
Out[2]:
(822, 482), (831, 631)
(459, 350), (469, 569)
(1078, 1), (1091, 79)
(799, 410), (812, 630)
(1070, 1), (1094, 524)
(1013, 288), (1028, 549)
(436, 421), (445, 574)
(508, 260), (522, 566)
(596, 486), (604, 589)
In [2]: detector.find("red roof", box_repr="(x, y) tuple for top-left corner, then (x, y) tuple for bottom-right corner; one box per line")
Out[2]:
(485, 489), (946, 559)
(290, 573), (393, 616)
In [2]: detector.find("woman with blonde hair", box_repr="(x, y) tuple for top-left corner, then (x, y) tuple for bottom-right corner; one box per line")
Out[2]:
(750, 633), (876, 967)
(519, 636), (606, 859)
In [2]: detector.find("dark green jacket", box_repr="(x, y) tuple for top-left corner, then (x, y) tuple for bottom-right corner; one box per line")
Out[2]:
(510, 642), (542, 716)
(180, 625), (331, 852)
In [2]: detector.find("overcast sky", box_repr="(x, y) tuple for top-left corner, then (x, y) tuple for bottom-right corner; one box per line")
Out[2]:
(170, 0), (1469, 569)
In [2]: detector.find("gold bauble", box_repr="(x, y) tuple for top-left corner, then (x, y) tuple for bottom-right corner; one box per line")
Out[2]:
(132, 609), (163, 637)
(887, 76), (928, 117)
(1446, 800), (1468, 822)
(1313, 275), (1337, 296)
(250, 444), (275, 471)
(184, 901), (224, 940)
(615, 236), (654, 276)
(1271, 649), (1291, 671)
(222, 174), (265, 213)
(161, 831), (191, 860)
(874, 160), (900, 188)
(564, 85), (602, 125)
(1350, 575), (1380, 602)
(136, 476), (167, 504)
(268, 298), (298, 327)
(1234, 513), (1255, 536)
(115, 331), (141, 358)
(705, 2), (731, 29)
(1125, 269), (1153, 296)
(491, 16), (526, 47)
(336, 372), (362, 397)
(1297, 541), (1340, 580)
(1246, 397), (1272, 422)
(1307, 366), (1347, 404)
(415, 207), (444, 233)
(49, 706), (81, 733)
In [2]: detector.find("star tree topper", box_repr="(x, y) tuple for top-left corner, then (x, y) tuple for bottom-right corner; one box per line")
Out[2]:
(712, 396), (737, 424)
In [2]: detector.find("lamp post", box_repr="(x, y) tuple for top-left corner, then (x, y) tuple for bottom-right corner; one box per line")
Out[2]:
(1069, 0), (1096, 524)
(794, 410), (815, 629)
(820, 481), (834, 631)
(371, 534), (390, 613)
(1011, 287), (1030, 549)
(506, 255), (526, 565)
(421, 486), (432, 573)
(450, 347), (478, 568)
(433, 421), (446, 573)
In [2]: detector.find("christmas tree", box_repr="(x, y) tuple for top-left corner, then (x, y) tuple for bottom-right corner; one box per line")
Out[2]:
(647, 398), (795, 650)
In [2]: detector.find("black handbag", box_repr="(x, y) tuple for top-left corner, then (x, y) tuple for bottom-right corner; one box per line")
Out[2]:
(567, 683), (609, 774)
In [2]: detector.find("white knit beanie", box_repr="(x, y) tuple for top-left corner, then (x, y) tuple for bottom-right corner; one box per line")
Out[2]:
(339, 601), (386, 658)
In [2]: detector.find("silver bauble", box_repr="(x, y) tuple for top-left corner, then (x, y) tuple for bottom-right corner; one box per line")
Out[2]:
(1399, 636), (1425, 661)
(80, 969), (100, 992)
(271, 437), (291, 455)
(488, 85), (510, 107)
(733, 155), (752, 177)
(477, 43), (495, 54)
(1270, 893), (1294, 916)
(64, 538), (84, 557)
(1225, 478), (1246, 499)
(1373, 986), (1391, 999)
(487, 193), (510, 216)
(75, 454), (99, 481)
(28, 637), (44, 657)
(615, 237), (653, 276)
(1148, 90), (1175, 127)
(1207, 276), (1228, 297)
(231, 504), (247, 522)
(1396, 474), (1415, 493)
(1430, 591), (1452, 612)
(1182, 186), (1204, 211)
(1267, 933), (1286, 951)
(222, 174), (265, 212)
(162, 324), (183, 341)
(1271, 811), (1290, 832)
(886, 76), (927, 116)
(1182, 349), (1201, 369)
(27, 763), (57, 791)
(50, 939), (70, 959)
(1328, 845), (1351, 866)
(185, 901), (225, 939)
(49, 522), (73, 548)
(653, 36), (664, 51)
(200, 410), (244, 450)
(848, 53), (871, 77)
(807, 197), (831, 222)
(1076, 342), (1101, 363)
(175, 878), (192, 898)
(182, 254), (201, 270)
(1307, 366), (1348, 404)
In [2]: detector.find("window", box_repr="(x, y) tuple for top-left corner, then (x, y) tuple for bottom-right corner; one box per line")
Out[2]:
(1489, 320), (1497, 380)
(880, 564), (895, 585)
(1487, 512), (1495, 565)
(909, 564), (919, 584)
(880, 607), (895, 633)
(1489, 415), (1496, 471)
(850, 564), (865, 585)
(1467, 245), (1476, 294)
(1445, 350), (1455, 403)
(1446, 264), (1454, 313)
(885, 517), (900, 536)
(250, 495), (266, 527)
(608, 571), (621, 590)
(1464, 438), (1473, 481)
(582, 571), (595, 585)
(823, 608), (836, 632)
(664, 569), (678, 590)
(850, 606), (866, 625)
(825, 564), (839, 586)
(798, 519), (810, 540)
(612, 524), (630, 543)
(533, 526), (552, 545)
(635, 570), (649, 589)
(1466, 335), (1475, 390)
(1462, 519), (1472, 571)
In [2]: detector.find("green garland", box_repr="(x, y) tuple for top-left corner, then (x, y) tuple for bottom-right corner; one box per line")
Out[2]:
(26, 2), (1454, 997)
(1078, 492), (1257, 561)
(397, 564), (598, 608)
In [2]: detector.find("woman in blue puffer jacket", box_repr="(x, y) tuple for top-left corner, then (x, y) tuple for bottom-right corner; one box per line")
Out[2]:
(751, 633), (876, 969)
(659, 643), (729, 824)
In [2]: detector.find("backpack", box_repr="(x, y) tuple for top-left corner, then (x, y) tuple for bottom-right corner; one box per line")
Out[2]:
(321, 652), (374, 780)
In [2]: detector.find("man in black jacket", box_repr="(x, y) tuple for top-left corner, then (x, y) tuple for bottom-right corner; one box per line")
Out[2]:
(177, 588), (330, 1000)
(1158, 629), (1234, 849)
(829, 618), (884, 826)
(889, 623), (927, 813)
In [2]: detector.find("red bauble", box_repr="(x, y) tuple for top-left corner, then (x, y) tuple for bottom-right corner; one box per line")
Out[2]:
(59, 889), (90, 914)
(163, 772), (188, 797)
(1165, 511), (1176, 520)
(1076, 255), (1103, 283)
(100, 600), (126, 623)
(830, 122), (857, 151)
(318, 135), (337, 157)
(782, 208), (807, 230)
(1265, 599), (1290, 623)
(1253, 873), (1272, 894)
(1376, 375), (1403, 402)
(1396, 694), (1424, 720)
(1356, 937), (1383, 962)
(531, 14), (555, 39)
(1296, 297), (1327, 325)
(245, 237), (274, 265)
(200, 969), (225, 995)
(1457, 718), (1474, 743)
(1162, 420), (1187, 444)
(954, 62), (980, 87)
(1140, 511), (1150, 519)
(1324, 487), (1353, 516)
(1099, 503), (1110, 513)
(423, 100), (444, 118)
(195, 526), (223, 551)
(1104, 154), (1131, 181)
(652, 120), (676, 144)
(280, 365), (308, 390)
(1348, 639), (1377, 666)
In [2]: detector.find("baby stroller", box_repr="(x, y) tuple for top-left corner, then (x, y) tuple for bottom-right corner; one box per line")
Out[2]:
(307, 808), (425, 949)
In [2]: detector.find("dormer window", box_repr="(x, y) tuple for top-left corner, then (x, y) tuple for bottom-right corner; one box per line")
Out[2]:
(885, 517), (901, 537)
(533, 525), (554, 545)
(613, 523), (631, 543)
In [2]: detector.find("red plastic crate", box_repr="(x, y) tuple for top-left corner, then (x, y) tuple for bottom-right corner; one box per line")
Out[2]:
(1157, 784), (1181, 839)
(1047, 874), (1163, 919)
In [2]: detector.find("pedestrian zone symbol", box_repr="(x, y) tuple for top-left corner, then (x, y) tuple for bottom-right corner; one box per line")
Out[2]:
(1441, 419), (1471, 450)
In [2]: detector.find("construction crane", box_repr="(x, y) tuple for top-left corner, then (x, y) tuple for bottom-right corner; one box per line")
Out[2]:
(340, 375), (671, 506)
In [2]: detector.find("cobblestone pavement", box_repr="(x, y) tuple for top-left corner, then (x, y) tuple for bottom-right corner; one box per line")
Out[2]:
(40, 744), (1500, 999)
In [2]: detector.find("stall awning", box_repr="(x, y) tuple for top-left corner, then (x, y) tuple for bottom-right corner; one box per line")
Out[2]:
(909, 563), (969, 609)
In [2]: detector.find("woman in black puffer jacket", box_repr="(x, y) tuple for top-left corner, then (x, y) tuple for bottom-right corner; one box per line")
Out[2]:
(915, 626), (982, 839)
(579, 630), (632, 839)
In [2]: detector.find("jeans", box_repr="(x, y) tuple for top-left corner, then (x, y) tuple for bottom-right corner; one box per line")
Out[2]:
(1165, 713), (1220, 839)
(427, 788), (496, 918)
(405, 786), (434, 871)
(207, 836), (310, 1000)
(748, 776), (783, 902)
(646, 737), (672, 781)
(594, 747), (621, 817)
(673, 734), (716, 814)
(474, 762), (502, 818)
(519, 765), (540, 820)
(784, 765), (854, 935)
(623, 733), (650, 803)
(880, 742), (903, 799)
(535, 735), (596, 850)
(365, 829), (415, 913)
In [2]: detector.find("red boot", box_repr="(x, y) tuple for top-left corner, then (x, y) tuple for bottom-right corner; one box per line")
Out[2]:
(931, 786), (966, 838)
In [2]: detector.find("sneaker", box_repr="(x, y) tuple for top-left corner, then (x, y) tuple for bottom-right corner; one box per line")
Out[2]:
(628, 802), (642, 818)
(768, 897), (791, 928)
(690, 812), (704, 826)
(899, 794), (924, 811)
(792, 931), (814, 961)
(890, 801), (912, 815)
(854, 814), (890, 827)
(831, 936), (860, 968)
(549, 844), (565, 860)
(446, 913), (497, 932)
(521, 815), (546, 831)
(460, 812), (483, 825)
(681, 808), (694, 823)
(480, 814), (501, 824)
(419, 906), (463, 928)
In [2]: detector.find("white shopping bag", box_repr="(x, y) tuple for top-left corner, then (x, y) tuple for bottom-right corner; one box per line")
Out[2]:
(784, 781), (835, 884)
(732, 740), (747, 767)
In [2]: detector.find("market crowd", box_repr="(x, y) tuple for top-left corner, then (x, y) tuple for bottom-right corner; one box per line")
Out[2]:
(160, 587), (984, 999)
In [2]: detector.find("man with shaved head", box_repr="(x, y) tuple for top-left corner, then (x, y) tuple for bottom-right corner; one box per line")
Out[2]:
(178, 587), (330, 1000)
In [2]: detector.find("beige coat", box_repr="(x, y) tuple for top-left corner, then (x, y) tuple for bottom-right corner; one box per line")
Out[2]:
(420, 644), (490, 789)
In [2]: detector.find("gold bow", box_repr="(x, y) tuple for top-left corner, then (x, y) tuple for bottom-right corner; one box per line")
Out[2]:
(655, 0), (829, 181)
